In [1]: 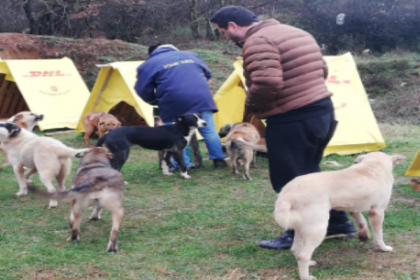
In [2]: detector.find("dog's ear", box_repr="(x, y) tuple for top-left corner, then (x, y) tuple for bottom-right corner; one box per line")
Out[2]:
(391, 154), (405, 165)
(353, 154), (366, 164)
(106, 152), (113, 159)
(13, 114), (23, 122)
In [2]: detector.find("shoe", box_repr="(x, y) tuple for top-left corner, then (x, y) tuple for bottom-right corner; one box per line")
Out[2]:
(257, 230), (294, 250)
(213, 158), (227, 168)
(325, 220), (357, 239)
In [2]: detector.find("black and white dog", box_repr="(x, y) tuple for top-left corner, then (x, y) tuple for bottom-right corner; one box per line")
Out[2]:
(97, 113), (206, 179)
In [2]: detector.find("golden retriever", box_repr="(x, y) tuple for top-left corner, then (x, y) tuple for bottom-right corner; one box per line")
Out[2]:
(273, 152), (405, 280)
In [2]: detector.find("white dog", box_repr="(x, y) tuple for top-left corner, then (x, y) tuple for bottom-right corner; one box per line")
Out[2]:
(0, 122), (88, 208)
(273, 152), (405, 280)
(0, 111), (44, 169)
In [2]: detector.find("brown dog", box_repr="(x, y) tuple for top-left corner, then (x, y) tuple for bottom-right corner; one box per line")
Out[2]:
(0, 111), (44, 169)
(82, 112), (121, 147)
(219, 122), (267, 180)
(31, 147), (124, 252)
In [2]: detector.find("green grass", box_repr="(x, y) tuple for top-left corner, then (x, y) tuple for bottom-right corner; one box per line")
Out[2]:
(0, 123), (419, 280)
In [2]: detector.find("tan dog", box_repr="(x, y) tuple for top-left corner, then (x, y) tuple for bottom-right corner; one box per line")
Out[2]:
(82, 112), (121, 147)
(273, 152), (405, 280)
(219, 122), (267, 180)
(0, 123), (88, 208)
(31, 147), (124, 252)
(0, 111), (44, 169)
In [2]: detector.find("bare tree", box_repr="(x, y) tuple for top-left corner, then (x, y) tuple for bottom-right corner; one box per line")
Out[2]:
(186, 0), (201, 39)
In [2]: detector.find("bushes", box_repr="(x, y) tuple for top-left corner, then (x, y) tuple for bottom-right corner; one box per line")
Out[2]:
(372, 86), (420, 125)
(356, 53), (420, 95)
(355, 53), (420, 124)
(291, 0), (420, 54)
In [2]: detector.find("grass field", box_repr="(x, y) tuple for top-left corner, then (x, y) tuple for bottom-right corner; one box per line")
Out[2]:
(0, 123), (419, 280)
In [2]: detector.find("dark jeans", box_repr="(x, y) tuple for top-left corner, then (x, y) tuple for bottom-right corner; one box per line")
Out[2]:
(266, 111), (348, 225)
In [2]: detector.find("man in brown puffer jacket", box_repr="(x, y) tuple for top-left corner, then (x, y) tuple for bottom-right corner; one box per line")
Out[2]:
(211, 6), (356, 250)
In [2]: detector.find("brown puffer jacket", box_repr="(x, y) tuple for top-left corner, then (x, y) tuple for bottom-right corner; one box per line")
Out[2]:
(242, 19), (331, 119)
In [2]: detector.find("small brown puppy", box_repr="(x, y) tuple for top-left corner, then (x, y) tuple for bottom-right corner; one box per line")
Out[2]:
(219, 122), (267, 180)
(32, 147), (124, 252)
(82, 112), (121, 147)
(0, 111), (44, 169)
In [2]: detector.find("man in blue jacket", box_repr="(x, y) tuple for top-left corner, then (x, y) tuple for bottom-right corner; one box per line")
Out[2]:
(135, 43), (227, 169)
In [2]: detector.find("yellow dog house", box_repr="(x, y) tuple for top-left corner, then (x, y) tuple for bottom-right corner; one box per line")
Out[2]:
(405, 151), (420, 176)
(75, 61), (155, 133)
(0, 57), (90, 130)
(213, 53), (386, 156)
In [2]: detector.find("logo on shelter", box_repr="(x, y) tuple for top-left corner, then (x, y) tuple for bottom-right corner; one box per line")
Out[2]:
(23, 70), (69, 77)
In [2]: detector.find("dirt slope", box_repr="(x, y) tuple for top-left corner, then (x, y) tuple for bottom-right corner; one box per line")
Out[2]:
(0, 33), (148, 88)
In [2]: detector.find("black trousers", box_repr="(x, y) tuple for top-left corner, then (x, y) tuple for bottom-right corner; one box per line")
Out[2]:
(266, 111), (349, 225)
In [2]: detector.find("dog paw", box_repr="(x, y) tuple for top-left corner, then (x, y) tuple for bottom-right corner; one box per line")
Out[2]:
(243, 175), (252, 180)
(66, 236), (79, 242)
(181, 174), (191, 179)
(378, 245), (393, 252)
(89, 215), (101, 221)
(309, 260), (317, 267)
(163, 172), (173, 176)
(48, 200), (58, 209)
(123, 181), (129, 186)
(16, 190), (28, 196)
(106, 242), (118, 252)
(107, 247), (118, 253)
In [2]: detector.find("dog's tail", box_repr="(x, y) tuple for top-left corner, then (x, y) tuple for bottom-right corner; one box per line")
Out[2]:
(232, 137), (267, 152)
(274, 199), (293, 230)
(29, 186), (80, 203)
(30, 177), (109, 202)
(57, 147), (90, 159)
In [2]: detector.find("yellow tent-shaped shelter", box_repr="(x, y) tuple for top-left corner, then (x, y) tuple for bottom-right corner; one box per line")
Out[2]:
(213, 53), (386, 156)
(0, 57), (90, 130)
(75, 61), (154, 133)
(405, 151), (420, 176)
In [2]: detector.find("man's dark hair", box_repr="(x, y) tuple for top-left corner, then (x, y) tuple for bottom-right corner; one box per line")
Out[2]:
(148, 42), (163, 56)
(210, 6), (260, 29)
